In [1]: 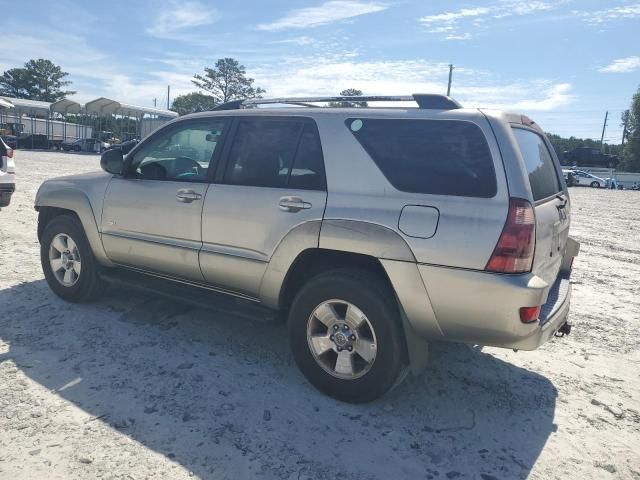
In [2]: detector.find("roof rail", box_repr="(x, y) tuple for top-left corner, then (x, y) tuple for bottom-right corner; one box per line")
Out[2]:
(212, 94), (462, 111)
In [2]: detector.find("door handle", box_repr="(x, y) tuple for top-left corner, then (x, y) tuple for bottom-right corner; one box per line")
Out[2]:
(279, 196), (311, 212)
(176, 189), (202, 203)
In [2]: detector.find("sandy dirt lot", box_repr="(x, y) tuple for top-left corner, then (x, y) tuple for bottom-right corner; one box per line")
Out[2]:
(1, 150), (639, 480)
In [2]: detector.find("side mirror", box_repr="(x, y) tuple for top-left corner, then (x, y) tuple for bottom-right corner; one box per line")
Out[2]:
(100, 149), (124, 175)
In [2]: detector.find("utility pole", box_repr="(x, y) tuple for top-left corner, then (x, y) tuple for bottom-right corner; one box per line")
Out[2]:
(153, 98), (157, 108)
(167, 85), (170, 110)
(599, 111), (608, 152)
(446, 64), (454, 97)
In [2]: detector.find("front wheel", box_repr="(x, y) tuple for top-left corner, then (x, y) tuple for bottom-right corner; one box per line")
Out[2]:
(288, 269), (406, 403)
(40, 215), (104, 302)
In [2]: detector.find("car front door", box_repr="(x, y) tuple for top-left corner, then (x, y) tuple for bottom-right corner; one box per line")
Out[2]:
(200, 117), (327, 297)
(101, 118), (229, 281)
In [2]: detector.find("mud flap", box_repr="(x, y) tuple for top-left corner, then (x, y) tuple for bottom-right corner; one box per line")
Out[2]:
(398, 302), (429, 376)
(560, 236), (580, 273)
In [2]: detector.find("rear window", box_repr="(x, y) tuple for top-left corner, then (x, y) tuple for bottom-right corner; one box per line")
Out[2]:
(346, 118), (496, 197)
(511, 128), (562, 201)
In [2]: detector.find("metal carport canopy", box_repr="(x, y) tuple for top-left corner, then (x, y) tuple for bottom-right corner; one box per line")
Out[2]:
(0, 96), (50, 117)
(0, 97), (14, 110)
(85, 97), (177, 118)
(50, 98), (83, 115)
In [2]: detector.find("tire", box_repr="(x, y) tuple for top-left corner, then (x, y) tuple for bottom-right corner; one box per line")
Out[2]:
(590, 181), (600, 188)
(288, 268), (406, 403)
(40, 214), (104, 302)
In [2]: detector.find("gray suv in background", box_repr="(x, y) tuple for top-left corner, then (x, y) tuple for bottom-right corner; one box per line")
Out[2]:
(35, 94), (579, 402)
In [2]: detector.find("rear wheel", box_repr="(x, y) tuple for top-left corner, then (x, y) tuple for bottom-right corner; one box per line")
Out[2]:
(41, 215), (104, 302)
(288, 269), (406, 403)
(590, 181), (600, 188)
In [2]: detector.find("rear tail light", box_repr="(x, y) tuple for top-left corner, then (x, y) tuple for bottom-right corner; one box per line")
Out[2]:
(519, 306), (541, 323)
(486, 198), (536, 274)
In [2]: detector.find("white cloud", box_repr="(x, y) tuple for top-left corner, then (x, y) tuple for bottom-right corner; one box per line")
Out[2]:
(252, 54), (572, 112)
(270, 36), (318, 46)
(146, 1), (218, 39)
(257, 1), (388, 31)
(598, 56), (640, 73)
(583, 3), (640, 25)
(420, 7), (490, 24)
(461, 82), (574, 111)
(419, 0), (558, 40)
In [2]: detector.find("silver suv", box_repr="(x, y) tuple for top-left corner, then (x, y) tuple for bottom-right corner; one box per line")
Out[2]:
(35, 94), (579, 402)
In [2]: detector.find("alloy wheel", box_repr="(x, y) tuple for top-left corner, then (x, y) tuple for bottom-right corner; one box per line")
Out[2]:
(306, 299), (378, 379)
(49, 233), (82, 287)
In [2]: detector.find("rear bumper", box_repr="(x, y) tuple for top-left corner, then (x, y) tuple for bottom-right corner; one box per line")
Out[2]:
(382, 236), (580, 351)
(382, 260), (573, 351)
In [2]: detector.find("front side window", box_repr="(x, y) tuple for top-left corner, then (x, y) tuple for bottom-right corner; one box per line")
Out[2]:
(223, 118), (325, 190)
(346, 118), (497, 197)
(511, 128), (562, 201)
(130, 119), (228, 181)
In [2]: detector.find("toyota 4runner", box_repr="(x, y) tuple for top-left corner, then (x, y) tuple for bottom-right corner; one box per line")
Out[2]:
(35, 94), (579, 402)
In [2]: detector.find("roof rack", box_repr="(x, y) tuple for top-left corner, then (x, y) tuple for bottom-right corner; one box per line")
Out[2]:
(211, 94), (462, 111)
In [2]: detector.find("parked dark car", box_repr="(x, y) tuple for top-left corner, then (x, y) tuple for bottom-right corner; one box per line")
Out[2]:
(563, 147), (620, 168)
(104, 139), (139, 155)
(1, 135), (17, 149)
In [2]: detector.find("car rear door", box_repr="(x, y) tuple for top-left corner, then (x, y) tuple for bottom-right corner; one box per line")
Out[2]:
(199, 116), (327, 297)
(511, 127), (569, 286)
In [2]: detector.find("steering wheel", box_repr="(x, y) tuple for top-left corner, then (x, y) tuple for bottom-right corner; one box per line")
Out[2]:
(174, 156), (201, 178)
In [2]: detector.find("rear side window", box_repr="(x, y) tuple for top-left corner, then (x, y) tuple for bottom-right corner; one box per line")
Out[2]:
(346, 118), (496, 197)
(288, 123), (326, 190)
(223, 118), (325, 190)
(511, 128), (562, 201)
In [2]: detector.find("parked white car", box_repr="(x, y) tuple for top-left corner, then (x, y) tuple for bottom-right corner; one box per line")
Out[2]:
(569, 169), (605, 188)
(0, 137), (15, 209)
(61, 138), (110, 153)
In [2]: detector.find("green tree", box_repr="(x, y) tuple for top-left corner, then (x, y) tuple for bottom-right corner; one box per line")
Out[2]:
(621, 109), (630, 144)
(622, 87), (640, 172)
(170, 92), (218, 115)
(0, 59), (75, 102)
(0, 68), (31, 98)
(545, 132), (624, 165)
(546, 133), (597, 161)
(328, 88), (368, 107)
(192, 58), (265, 104)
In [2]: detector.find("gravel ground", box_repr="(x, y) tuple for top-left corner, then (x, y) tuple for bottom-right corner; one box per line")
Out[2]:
(0, 150), (639, 480)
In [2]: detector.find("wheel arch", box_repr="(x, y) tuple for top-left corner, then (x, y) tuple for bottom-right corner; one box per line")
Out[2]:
(259, 219), (416, 310)
(36, 188), (113, 267)
(278, 248), (392, 312)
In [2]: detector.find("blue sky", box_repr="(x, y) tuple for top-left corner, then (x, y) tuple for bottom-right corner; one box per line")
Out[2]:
(2, 0), (639, 141)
